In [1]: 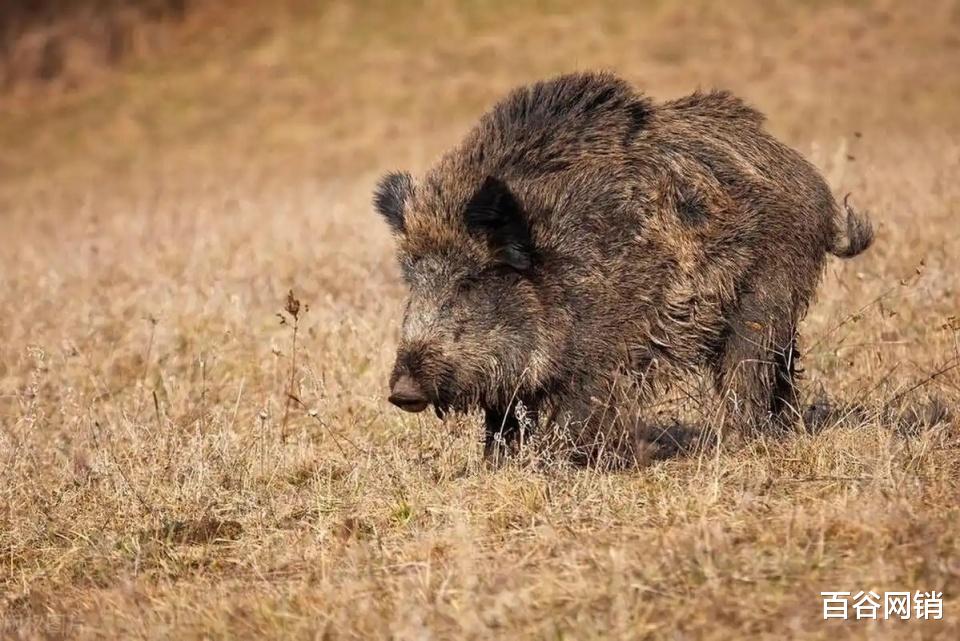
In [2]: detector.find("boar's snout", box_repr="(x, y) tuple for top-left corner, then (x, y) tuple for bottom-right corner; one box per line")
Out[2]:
(388, 374), (429, 413)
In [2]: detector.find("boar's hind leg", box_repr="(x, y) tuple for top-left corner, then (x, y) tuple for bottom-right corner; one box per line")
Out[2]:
(713, 299), (800, 432)
(483, 399), (538, 460)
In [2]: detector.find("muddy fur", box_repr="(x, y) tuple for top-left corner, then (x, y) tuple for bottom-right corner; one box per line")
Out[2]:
(374, 71), (874, 456)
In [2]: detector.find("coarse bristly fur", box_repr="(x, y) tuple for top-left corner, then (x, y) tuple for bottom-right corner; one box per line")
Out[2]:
(374, 71), (874, 457)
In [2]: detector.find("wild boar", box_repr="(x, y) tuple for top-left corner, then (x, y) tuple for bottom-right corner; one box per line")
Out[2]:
(374, 71), (873, 457)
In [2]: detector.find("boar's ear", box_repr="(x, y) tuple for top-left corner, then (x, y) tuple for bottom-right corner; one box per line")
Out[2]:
(374, 171), (413, 233)
(464, 176), (533, 271)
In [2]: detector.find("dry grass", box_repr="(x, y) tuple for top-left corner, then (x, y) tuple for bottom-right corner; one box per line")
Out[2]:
(1, 1), (959, 639)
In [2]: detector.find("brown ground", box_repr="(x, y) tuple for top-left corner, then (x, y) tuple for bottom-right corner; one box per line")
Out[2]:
(1, 1), (959, 639)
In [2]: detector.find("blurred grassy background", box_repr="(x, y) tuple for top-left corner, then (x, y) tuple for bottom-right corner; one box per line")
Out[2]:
(2, 0), (958, 190)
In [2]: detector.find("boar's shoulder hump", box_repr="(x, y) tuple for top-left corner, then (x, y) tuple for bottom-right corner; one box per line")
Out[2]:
(662, 90), (765, 126)
(469, 72), (654, 176)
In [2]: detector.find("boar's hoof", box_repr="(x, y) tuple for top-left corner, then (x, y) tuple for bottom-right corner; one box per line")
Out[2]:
(483, 439), (513, 467)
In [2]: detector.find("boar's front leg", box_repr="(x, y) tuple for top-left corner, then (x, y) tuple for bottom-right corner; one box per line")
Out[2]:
(713, 287), (800, 432)
(483, 399), (538, 460)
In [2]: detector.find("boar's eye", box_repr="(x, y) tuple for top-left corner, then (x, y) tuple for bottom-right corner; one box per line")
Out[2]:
(455, 274), (482, 295)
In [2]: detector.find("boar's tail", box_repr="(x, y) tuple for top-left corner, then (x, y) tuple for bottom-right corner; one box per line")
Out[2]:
(829, 193), (874, 258)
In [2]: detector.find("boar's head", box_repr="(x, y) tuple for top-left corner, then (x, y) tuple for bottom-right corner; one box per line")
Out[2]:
(374, 171), (550, 416)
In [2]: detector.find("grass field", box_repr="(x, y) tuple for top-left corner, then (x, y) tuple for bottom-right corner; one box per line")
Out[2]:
(1, 1), (959, 639)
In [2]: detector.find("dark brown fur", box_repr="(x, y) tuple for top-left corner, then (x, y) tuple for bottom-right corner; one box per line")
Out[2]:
(374, 72), (873, 455)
